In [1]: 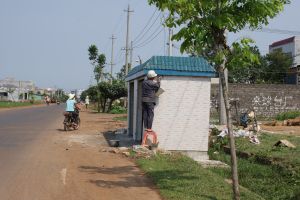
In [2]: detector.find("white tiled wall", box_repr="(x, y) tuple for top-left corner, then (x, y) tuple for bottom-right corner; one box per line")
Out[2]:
(153, 76), (211, 152)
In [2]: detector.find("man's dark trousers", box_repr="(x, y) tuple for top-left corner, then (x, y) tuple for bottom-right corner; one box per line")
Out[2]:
(142, 102), (155, 129)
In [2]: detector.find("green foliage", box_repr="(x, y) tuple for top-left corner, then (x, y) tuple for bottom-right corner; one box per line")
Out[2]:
(148, 0), (290, 68)
(209, 133), (300, 199)
(109, 105), (127, 114)
(228, 46), (263, 83)
(210, 136), (229, 151)
(88, 44), (106, 83)
(262, 49), (292, 83)
(276, 111), (300, 121)
(137, 153), (263, 200)
(0, 101), (42, 108)
(209, 150), (300, 200)
(98, 81), (127, 101)
(229, 48), (292, 84)
(116, 63), (132, 80)
(82, 86), (98, 102)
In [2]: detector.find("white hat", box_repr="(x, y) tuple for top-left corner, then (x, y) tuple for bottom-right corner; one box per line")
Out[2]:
(68, 93), (75, 100)
(147, 70), (157, 78)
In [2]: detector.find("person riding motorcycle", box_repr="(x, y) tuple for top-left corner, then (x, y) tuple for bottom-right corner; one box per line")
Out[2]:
(65, 93), (80, 125)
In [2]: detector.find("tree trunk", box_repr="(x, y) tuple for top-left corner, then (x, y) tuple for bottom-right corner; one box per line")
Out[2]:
(107, 99), (114, 113)
(96, 81), (101, 113)
(101, 98), (107, 113)
(219, 63), (240, 200)
(219, 69), (228, 125)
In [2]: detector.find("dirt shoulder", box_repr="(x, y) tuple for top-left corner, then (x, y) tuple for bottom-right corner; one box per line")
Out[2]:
(54, 109), (162, 200)
(261, 124), (300, 136)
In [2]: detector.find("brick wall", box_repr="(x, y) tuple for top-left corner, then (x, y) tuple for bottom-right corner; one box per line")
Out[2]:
(211, 84), (300, 117)
(153, 76), (211, 153)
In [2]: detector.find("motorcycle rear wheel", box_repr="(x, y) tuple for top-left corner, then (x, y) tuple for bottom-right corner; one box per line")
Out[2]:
(64, 124), (68, 131)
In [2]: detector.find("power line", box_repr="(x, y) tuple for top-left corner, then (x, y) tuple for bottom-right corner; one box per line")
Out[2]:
(133, 11), (161, 44)
(246, 27), (300, 35)
(133, 8), (158, 42)
(133, 27), (164, 49)
(112, 12), (125, 34)
(133, 21), (163, 47)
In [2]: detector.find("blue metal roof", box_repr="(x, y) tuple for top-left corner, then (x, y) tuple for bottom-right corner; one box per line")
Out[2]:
(126, 56), (216, 80)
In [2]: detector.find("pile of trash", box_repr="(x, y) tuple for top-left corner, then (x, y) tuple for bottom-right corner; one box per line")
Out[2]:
(210, 124), (261, 144)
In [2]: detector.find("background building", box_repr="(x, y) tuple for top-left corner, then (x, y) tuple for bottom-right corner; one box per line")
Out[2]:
(269, 36), (300, 84)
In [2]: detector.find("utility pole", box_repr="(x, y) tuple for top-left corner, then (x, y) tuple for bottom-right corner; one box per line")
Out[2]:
(123, 5), (133, 107)
(124, 4), (134, 76)
(168, 28), (173, 56)
(130, 41), (133, 69)
(110, 34), (116, 84)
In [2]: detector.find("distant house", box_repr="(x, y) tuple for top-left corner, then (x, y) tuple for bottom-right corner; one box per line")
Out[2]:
(125, 56), (216, 161)
(269, 36), (300, 84)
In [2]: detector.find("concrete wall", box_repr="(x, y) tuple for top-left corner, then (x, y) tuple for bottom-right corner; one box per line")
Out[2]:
(211, 84), (300, 117)
(153, 76), (211, 158)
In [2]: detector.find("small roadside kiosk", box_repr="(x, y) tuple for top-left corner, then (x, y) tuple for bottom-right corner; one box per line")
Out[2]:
(125, 56), (215, 161)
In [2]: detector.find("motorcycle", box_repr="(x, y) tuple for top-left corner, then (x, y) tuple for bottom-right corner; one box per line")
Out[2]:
(63, 108), (80, 131)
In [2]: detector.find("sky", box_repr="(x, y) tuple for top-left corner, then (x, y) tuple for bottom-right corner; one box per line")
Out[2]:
(0, 0), (300, 91)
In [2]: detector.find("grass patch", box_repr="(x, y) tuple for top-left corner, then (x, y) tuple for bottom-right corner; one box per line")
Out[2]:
(137, 153), (264, 200)
(234, 133), (300, 172)
(112, 116), (127, 121)
(110, 105), (127, 114)
(276, 111), (300, 121)
(209, 151), (300, 200)
(0, 101), (41, 108)
(209, 132), (300, 199)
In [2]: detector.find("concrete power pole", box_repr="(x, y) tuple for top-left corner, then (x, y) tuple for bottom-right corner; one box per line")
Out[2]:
(110, 34), (116, 84)
(124, 5), (133, 76)
(168, 28), (173, 56)
(130, 41), (133, 69)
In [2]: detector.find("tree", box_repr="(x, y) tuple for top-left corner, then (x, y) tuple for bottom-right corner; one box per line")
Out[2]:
(263, 49), (292, 83)
(116, 63), (132, 81)
(88, 44), (107, 112)
(148, 0), (290, 199)
(228, 45), (269, 84)
(228, 48), (292, 84)
(98, 80), (127, 112)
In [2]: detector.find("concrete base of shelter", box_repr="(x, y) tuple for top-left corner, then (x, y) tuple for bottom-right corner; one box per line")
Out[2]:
(177, 150), (209, 162)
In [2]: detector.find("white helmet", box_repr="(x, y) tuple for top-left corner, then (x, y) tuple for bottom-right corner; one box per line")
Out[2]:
(68, 93), (75, 100)
(147, 70), (157, 78)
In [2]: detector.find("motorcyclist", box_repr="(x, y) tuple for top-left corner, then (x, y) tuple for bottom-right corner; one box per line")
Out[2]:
(65, 93), (80, 125)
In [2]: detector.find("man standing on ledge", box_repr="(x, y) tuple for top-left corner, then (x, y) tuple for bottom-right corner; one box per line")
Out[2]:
(142, 70), (161, 132)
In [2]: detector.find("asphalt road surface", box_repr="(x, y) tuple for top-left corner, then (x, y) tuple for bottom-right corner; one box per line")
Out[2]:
(0, 105), (66, 200)
(0, 105), (162, 200)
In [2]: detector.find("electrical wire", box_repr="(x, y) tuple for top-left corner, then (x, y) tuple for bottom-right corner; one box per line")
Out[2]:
(133, 20), (163, 47)
(246, 27), (300, 35)
(133, 8), (158, 42)
(133, 27), (164, 49)
(133, 11), (161, 44)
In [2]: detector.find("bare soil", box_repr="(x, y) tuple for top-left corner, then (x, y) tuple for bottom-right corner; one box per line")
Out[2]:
(55, 109), (162, 200)
(261, 124), (300, 136)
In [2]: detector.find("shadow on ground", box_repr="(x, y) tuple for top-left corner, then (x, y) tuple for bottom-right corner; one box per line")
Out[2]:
(102, 130), (138, 148)
(78, 165), (198, 191)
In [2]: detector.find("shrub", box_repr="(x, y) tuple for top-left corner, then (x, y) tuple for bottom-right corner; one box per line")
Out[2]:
(275, 111), (300, 121)
(109, 105), (127, 114)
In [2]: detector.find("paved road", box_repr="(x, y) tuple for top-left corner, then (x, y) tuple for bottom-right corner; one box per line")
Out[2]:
(0, 105), (66, 199)
(0, 105), (162, 200)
